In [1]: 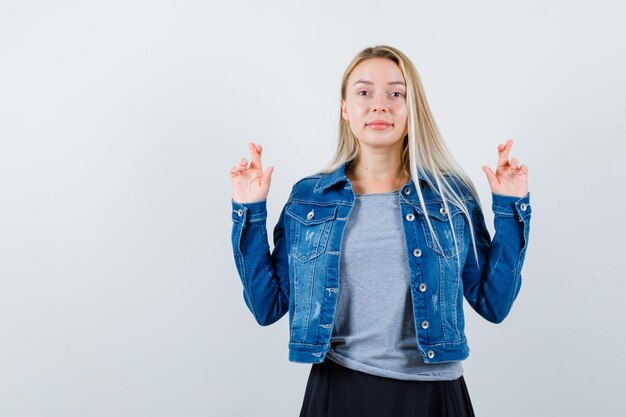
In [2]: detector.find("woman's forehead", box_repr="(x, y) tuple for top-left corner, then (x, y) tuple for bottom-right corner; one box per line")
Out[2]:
(349, 58), (405, 85)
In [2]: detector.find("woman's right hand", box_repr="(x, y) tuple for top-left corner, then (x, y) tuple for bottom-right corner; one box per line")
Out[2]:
(230, 141), (274, 204)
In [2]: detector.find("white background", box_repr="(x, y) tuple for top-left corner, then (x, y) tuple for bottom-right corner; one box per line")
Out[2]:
(1, 0), (625, 416)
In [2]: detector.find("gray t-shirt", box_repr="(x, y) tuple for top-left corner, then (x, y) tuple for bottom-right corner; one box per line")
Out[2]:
(325, 189), (464, 381)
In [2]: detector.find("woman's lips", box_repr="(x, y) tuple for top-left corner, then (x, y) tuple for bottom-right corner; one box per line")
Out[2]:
(367, 123), (392, 130)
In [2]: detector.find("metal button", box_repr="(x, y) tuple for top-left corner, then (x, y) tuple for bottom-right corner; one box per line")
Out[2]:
(413, 248), (422, 257)
(236, 209), (243, 217)
(427, 350), (435, 359)
(520, 203), (528, 211)
(306, 210), (315, 220)
(418, 283), (427, 292)
(421, 320), (429, 329)
(403, 187), (411, 195)
(405, 213), (415, 221)
(439, 206), (447, 215)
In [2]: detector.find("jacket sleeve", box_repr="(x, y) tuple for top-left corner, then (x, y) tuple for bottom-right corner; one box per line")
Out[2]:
(230, 197), (290, 326)
(461, 192), (532, 323)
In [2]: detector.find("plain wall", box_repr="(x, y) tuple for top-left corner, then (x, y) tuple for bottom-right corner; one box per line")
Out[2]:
(1, 0), (625, 416)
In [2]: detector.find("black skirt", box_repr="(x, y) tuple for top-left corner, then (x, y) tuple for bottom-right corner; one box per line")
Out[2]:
(299, 358), (475, 417)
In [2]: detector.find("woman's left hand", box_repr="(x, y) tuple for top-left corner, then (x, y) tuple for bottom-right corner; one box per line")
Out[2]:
(482, 139), (529, 198)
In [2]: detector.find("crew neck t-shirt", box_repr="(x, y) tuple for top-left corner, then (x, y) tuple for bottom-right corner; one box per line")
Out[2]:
(325, 189), (464, 381)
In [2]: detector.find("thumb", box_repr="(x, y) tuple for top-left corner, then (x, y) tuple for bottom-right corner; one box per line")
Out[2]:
(261, 166), (274, 192)
(482, 165), (498, 189)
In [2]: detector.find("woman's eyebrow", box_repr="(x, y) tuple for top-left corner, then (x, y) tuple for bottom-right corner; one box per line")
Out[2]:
(352, 80), (406, 87)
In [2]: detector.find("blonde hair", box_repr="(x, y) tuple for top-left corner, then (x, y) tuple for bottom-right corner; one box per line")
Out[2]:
(318, 45), (481, 268)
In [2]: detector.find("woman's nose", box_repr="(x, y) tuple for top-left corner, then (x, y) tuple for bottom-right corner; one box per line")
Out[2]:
(372, 95), (390, 112)
(372, 104), (389, 112)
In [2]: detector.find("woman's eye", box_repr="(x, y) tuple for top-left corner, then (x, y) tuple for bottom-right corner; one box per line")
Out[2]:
(357, 90), (403, 97)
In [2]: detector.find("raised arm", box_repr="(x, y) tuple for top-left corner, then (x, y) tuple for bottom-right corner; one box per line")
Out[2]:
(229, 142), (289, 326)
(462, 139), (532, 323)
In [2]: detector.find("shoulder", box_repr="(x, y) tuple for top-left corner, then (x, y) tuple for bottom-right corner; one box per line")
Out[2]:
(286, 167), (351, 204)
(293, 172), (325, 189)
(442, 174), (480, 207)
(287, 172), (326, 199)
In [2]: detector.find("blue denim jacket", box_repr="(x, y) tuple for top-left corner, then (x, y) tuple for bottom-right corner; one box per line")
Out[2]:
(230, 162), (531, 364)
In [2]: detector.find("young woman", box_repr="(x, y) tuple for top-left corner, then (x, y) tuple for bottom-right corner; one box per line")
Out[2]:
(229, 45), (531, 417)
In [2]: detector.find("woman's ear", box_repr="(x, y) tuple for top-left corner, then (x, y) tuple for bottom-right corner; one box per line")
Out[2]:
(341, 99), (348, 120)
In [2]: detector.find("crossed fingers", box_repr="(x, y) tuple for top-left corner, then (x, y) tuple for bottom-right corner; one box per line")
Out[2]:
(498, 139), (528, 175)
(230, 142), (263, 176)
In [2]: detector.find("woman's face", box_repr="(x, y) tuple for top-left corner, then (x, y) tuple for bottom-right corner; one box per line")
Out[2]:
(341, 58), (408, 150)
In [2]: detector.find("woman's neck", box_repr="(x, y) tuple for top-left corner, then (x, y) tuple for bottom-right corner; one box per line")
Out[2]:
(346, 159), (409, 195)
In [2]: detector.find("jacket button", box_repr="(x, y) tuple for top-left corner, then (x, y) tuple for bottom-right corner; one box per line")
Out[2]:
(236, 209), (243, 217)
(403, 187), (411, 195)
(427, 350), (435, 359)
(418, 283), (427, 292)
(405, 213), (415, 221)
(439, 205), (447, 215)
(520, 203), (528, 211)
(413, 248), (422, 257)
(421, 320), (429, 329)
(306, 210), (315, 220)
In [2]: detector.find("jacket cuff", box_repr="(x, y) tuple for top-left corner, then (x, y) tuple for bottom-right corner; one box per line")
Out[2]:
(491, 192), (531, 221)
(231, 198), (268, 225)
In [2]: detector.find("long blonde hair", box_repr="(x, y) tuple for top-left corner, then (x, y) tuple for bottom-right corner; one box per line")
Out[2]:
(318, 45), (481, 268)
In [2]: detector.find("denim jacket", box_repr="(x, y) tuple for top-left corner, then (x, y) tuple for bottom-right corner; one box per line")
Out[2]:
(230, 162), (532, 364)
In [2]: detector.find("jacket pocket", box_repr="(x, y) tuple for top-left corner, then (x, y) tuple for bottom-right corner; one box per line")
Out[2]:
(417, 200), (465, 260)
(286, 202), (337, 263)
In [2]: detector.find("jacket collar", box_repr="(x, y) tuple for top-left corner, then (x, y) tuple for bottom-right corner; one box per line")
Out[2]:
(314, 161), (429, 192)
